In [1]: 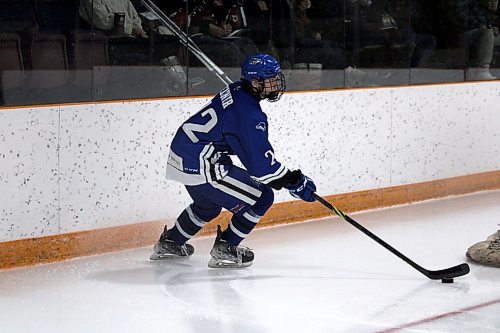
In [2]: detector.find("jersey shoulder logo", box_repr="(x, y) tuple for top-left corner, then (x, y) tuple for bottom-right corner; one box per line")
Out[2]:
(255, 121), (267, 132)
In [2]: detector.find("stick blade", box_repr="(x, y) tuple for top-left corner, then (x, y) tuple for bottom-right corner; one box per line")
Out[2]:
(426, 263), (470, 280)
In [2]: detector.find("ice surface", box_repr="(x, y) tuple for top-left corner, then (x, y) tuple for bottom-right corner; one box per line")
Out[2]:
(1, 190), (499, 333)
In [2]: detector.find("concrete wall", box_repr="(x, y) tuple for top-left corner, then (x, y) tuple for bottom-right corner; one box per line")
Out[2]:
(1, 82), (499, 242)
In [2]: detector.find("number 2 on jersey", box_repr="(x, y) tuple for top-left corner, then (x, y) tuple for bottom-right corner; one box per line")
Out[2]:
(265, 150), (276, 166)
(182, 108), (218, 143)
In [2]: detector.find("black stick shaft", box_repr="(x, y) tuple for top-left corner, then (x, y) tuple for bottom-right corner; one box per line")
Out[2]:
(312, 193), (434, 278)
(313, 193), (470, 279)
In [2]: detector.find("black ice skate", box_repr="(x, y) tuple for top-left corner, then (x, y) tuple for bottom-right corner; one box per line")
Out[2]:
(149, 227), (194, 260)
(208, 225), (254, 268)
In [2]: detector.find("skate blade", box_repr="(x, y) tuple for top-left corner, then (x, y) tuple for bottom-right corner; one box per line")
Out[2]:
(208, 258), (253, 268)
(149, 252), (191, 260)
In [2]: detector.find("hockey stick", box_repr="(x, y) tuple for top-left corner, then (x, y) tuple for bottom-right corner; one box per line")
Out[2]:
(141, 0), (233, 86)
(312, 193), (470, 280)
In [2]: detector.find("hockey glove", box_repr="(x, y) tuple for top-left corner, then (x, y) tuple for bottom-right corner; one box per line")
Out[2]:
(286, 172), (317, 202)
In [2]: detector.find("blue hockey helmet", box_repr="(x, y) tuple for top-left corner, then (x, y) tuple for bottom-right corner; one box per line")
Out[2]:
(241, 53), (286, 102)
(242, 53), (281, 81)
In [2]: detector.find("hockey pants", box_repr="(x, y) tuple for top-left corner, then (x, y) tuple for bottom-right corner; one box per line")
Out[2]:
(169, 166), (274, 246)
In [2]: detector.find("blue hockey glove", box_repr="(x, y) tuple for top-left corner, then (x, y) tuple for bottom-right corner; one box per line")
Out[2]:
(286, 173), (316, 202)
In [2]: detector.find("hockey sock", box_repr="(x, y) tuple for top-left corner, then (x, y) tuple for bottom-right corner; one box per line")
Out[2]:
(222, 209), (262, 246)
(168, 205), (209, 245)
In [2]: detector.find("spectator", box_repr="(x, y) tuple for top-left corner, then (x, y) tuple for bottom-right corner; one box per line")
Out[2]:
(79, 0), (183, 66)
(292, 0), (346, 69)
(242, 0), (279, 58)
(357, 0), (436, 68)
(79, 0), (152, 65)
(443, 0), (496, 80)
(79, 0), (148, 38)
(386, 0), (438, 68)
(187, 0), (259, 68)
(492, 5), (500, 67)
(79, 0), (197, 96)
(268, 0), (296, 67)
(306, 0), (345, 43)
(496, 1), (500, 41)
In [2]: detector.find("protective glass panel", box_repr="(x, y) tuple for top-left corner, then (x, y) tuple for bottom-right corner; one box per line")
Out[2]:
(0, 0), (499, 106)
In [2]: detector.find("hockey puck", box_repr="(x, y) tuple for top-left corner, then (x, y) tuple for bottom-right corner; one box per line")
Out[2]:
(441, 278), (454, 283)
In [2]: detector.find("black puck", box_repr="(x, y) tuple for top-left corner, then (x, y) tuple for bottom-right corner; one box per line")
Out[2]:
(441, 278), (454, 283)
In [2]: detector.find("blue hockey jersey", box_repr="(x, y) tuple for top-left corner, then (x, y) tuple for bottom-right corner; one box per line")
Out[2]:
(166, 81), (288, 186)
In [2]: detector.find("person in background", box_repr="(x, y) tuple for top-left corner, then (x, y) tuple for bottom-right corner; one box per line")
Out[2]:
(188, 0), (259, 68)
(442, 0), (497, 80)
(356, 0), (436, 68)
(242, 0), (279, 58)
(292, 0), (346, 69)
(79, 0), (148, 38)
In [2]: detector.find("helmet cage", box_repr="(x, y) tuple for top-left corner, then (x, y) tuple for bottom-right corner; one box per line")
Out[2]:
(252, 72), (286, 102)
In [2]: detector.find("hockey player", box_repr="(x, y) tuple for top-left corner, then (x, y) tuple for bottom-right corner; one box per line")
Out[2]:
(150, 53), (317, 268)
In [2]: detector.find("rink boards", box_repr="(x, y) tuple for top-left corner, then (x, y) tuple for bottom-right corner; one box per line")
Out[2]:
(1, 81), (499, 268)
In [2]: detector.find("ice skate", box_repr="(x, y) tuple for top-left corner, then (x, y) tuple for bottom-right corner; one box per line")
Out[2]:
(150, 228), (194, 260)
(208, 225), (254, 268)
(466, 230), (500, 268)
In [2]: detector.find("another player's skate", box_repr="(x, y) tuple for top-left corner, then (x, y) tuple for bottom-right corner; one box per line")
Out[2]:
(208, 225), (254, 268)
(467, 230), (500, 268)
(150, 228), (194, 260)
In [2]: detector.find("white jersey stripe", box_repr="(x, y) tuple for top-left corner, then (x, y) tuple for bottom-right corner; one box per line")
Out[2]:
(261, 164), (288, 183)
(215, 164), (222, 179)
(199, 144), (215, 183)
(253, 164), (287, 184)
(222, 175), (262, 197)
(229, 221), (248, 238)
(211, 182), (257, 205)
(205, 145), (216, 181)
(216, 164), (228, 180)
(219, 165), (228, 179)
(166, 163), (206, 185)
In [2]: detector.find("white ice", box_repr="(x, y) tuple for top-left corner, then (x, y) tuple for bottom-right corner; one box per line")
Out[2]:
(1, 190), (500, 333)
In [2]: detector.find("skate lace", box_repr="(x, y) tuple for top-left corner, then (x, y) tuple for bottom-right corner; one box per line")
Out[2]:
(179, 244), (190, 256)
(232, 245), (252, 263)
(227, 245), (252, 264)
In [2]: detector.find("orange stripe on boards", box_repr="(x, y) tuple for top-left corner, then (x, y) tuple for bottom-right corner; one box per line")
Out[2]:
(0, 170), (499, 270)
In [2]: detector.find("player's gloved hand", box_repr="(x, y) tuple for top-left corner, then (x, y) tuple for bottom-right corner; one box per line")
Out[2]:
(286, 171), (316, 202)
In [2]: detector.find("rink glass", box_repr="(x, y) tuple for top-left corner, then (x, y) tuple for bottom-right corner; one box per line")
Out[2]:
(0, 0), (498, 106)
